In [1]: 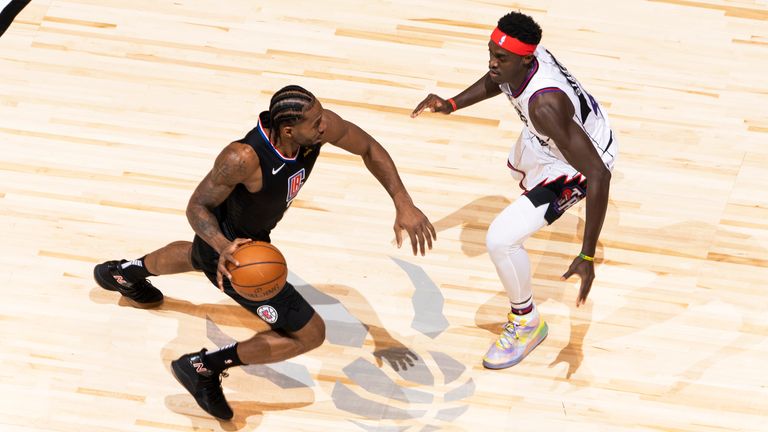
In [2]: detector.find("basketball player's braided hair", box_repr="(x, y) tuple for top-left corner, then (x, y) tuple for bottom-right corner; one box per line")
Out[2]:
(268, 85), (317, 140)
(497, 11), (542, 45)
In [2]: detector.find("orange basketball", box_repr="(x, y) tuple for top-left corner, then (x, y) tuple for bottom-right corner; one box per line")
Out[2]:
(226, 241), (287, 301)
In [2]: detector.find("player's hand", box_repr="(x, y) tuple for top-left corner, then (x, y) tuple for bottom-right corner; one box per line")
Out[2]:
(410, 94), (453, 118)
(561, 256), (595, 307)
(216, 237), (253, 292)
(394, 204), (436, 256)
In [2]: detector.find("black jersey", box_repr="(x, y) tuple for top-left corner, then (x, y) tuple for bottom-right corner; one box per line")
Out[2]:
(215, 111), (322, 241)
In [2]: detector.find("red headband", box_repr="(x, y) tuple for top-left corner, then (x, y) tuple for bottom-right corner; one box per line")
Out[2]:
(490, 27), (537, 56)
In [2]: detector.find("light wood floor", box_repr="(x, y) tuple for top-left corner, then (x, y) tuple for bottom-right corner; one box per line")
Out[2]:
(1, 1), (767, 431)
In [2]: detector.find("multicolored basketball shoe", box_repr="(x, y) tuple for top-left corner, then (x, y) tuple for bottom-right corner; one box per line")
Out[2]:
(482, 307), (548, 369)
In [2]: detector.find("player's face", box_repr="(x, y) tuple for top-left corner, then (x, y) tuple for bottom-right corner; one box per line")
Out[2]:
(291, 100), (326, 146)
(488, 41), (529, 84)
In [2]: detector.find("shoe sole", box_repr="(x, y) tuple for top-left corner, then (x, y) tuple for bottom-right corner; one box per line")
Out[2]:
(482, 322), (549, 370)
(170, 360), (234, 421)
(93, 264), (163, 309)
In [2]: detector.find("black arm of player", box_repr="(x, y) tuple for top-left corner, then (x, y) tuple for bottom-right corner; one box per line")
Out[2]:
(323, 110), (436, 255)
(529, 90), (611, 306)
(411, 73), (501, 117)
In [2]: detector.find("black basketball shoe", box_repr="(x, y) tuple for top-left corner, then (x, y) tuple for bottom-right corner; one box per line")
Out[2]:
(93, 260), (163, 308)
(171, 349), (234, 420)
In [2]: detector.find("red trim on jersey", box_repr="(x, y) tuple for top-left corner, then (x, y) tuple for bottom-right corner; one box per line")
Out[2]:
(257, 118), (298, 162)
(491, 28), (538, 56)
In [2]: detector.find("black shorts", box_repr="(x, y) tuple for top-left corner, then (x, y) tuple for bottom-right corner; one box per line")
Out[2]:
(190, 235), (315, 333)
(524, 176), (588, 224)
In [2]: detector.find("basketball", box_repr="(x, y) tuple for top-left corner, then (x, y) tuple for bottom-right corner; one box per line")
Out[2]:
(226, 241), (288, 301)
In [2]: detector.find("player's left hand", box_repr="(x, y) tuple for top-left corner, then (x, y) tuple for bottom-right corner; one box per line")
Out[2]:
(394, 204), (436, 256)
(561, 256), (595, 307)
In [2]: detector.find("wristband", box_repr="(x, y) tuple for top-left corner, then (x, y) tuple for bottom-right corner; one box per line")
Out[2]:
(447, 98), (458, 112)
(578, 253), (594, 262)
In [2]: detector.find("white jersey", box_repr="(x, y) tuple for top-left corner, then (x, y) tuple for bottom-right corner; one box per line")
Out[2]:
(499, 46), (617, 191)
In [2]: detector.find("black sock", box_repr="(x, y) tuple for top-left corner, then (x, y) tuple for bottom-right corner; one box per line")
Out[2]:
(119, 256), (154, 281)
(204, 343), (244, 371)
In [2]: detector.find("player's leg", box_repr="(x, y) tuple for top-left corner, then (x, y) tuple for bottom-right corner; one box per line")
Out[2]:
(93, 240), (194, 308)
(171, 280), (324, 420)
(483, 195), (549, 369)
(236, 312), (325, 363)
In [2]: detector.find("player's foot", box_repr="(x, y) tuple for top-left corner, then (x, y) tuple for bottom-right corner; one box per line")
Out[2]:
(171, 349), (234, 421)
(483, 307), (548, 369)
(93, 260), (163, 308)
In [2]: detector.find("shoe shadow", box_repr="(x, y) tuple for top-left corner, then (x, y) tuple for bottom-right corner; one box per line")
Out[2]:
(164, 393), (311, 430)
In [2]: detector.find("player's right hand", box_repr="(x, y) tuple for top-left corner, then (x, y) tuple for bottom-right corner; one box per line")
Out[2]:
(411, 94), (453, 118)
(216, 237), (253, 292)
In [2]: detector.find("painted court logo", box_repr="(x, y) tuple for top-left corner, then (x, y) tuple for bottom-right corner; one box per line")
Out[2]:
(256, 305), (278, 324)
(206, 259), (475, 430)
(332, 258), (474, 430)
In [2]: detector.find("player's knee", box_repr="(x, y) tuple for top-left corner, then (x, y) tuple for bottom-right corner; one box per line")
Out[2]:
(486, 225), (524, 261)
(300, 313), (326, 351)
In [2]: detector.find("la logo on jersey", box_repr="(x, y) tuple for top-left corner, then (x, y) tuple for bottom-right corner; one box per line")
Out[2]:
(286, 168), (306, 203)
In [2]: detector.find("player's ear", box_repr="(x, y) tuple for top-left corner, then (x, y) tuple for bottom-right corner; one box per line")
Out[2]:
(282, 125), (293, 139)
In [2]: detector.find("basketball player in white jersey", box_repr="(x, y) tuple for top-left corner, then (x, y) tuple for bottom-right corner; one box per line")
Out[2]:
(411, 11), (617, 369)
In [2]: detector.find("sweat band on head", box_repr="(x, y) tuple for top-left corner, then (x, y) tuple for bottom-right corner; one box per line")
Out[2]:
(490, 27), (537, 56)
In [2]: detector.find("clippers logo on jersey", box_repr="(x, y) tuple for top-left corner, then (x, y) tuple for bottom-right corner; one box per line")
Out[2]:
(554, 183), (586, 214)
(286, 168), (306, 203)
(257, 305), (278, 324)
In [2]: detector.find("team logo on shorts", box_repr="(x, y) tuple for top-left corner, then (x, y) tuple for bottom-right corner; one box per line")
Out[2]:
(257, 305), (278, 324)
(554, 184), (586, 214)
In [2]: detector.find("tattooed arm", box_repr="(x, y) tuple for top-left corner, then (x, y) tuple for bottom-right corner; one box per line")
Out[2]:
(186, 142), (261, 289)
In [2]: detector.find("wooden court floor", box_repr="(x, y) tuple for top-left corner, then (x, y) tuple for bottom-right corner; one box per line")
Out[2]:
(1, 1), (767, 431)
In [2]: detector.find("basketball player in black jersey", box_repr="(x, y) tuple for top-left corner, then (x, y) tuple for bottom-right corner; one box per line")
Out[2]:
(93, 85), (436, 420)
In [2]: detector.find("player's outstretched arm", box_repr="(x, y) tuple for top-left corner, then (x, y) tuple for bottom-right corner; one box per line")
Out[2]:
(187, 142), (256, 289)
(323, 110), (436, 256)
(411, 72), (501, 117)
(529, 91), (611, 307)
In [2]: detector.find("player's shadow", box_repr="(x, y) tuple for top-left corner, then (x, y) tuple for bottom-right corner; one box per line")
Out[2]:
(90, 278), (417, 429)
(434, 193), (768, 387)
(432, 194), (602, 379)
(88, 289), (312, 429)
